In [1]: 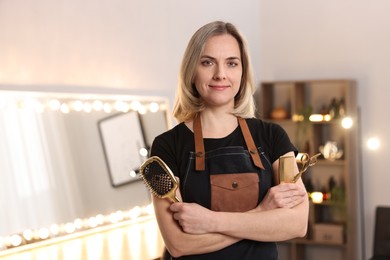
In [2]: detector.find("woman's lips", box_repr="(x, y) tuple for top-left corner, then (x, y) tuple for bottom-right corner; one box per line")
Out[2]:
(209, 85), (229, 90)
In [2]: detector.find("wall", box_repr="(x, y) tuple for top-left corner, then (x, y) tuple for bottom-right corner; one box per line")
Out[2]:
(0, 0), (388, 258)
(0, 0), (260, 95)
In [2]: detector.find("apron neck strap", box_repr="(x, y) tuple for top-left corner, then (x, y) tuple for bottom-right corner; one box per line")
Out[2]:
(193, 116), (265, 171)
(193, 114), (206, 171)
(237, 117), (265, 170)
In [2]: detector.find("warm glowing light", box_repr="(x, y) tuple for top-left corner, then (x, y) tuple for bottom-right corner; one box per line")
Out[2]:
(114, 101), (128, 112)
(109, 212), (120, 224)
(96, 214), (105, 225)
(22, 229), (34, 241)
(60, 103), (70, 114)
(64, 222), (76, 234)
(149, 102), (159, 113)
(128, 206), (142, 220)
(9, 234), (22, 247)
(22, 97), (37, 109)
(74, 218), (83, 229)
(38, 228), (50, 239)
(103, 102), (112, 113)
(72, 100), (83, 111)
(87, 217), (98, 228)
(130, 100), (142, 111)
(50, 224), (60, 235)
(367, 137), (380, 150)
(129, 170), (137, 178)
(116, 211), (124, 221)
(83, 102), (92, 113)
(49, 99), (61, 111)
(114, 101), (122, 111)
(341, 117), (353, 129)
(138, 106), (147, 115)
(292, 114), (304, 122)
(0, 203), (156, 251)
(323, 114), (332, 121)
(310, 192), (324, 204)
(92, 100), (103, 111)
(0, 93), (167, 118)
(309, 114), (324, 122)
(143, 204), (155, 216)
(308, 114), (332, 122)
(139, 148), (148, 157)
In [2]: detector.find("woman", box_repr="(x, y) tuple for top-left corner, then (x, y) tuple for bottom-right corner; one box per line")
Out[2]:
(150, 21), (309, 259)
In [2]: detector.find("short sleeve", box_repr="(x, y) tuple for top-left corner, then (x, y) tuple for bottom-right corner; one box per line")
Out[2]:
(149, 130), (179, 177)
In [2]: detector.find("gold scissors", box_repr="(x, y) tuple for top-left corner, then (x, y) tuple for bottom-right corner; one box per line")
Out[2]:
(292, 153), (321, 183)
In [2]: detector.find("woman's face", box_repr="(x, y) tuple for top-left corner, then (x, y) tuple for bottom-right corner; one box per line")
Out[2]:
(193, 34), (242, 110)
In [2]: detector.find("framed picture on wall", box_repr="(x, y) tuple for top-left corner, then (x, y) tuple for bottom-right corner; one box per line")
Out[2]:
(98, 111), (147, 187)
(138, 110), (169, 149)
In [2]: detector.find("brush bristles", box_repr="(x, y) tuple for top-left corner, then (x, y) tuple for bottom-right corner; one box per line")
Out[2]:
(140, 156), (176, 198)
(141, 176), (164, 198)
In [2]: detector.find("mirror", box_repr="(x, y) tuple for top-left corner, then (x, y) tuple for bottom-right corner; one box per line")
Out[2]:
(0, 87), (170, 245)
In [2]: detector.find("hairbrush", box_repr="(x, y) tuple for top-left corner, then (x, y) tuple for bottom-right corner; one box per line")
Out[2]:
(139, 156), (180, 202)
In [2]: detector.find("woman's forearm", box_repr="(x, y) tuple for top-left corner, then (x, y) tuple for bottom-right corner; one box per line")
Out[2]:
(153, 197), (240, 257)
(212, 197), (309, 242)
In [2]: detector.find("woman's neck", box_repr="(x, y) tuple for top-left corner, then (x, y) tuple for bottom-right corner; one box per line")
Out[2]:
(187, 111), (238, 139)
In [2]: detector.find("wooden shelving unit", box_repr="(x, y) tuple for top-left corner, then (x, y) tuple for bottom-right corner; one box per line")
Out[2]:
(257, 79), (362, 260)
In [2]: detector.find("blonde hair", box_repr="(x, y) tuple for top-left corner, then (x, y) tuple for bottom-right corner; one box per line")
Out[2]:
(173, 21), (256, 123)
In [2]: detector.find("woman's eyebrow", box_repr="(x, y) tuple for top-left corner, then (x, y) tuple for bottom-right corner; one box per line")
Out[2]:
(226, 56), (241, 61)
(200, 55), (241, 61)
(200, 55), (215, 60)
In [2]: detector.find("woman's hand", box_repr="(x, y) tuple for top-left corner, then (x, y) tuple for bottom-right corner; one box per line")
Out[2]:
(170, 202), (216, 235)
(255, 182), (307, 212)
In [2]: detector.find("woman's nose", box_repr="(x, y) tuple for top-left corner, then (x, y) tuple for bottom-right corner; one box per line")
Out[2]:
(213, 65), (226, 80)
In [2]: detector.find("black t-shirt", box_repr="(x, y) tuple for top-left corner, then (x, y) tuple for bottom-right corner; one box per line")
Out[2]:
(150, 118), (297, 260)
(151, 118), (296, 181)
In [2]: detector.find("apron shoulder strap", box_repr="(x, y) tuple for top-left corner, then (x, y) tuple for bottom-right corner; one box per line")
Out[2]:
(193, 116), (265, 171)
(193, 114), (205, 171)
(238, 117), (265, 170)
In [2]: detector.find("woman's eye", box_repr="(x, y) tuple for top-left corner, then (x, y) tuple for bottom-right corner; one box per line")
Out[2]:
(201, 60), (213, 66)
(228, 62), (238, 67)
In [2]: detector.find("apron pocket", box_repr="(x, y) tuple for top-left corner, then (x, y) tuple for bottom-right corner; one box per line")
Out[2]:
(210, 173), (259, 212)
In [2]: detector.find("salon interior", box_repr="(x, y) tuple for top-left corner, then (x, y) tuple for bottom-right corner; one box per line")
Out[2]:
(1, 1), (389, 260)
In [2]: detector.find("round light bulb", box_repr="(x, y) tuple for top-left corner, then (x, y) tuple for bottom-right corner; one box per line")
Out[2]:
(341, 117), (353, 129)
(9, 234), (22, 247)
(139, 148), (148, 157)
(149, 102), (160, 113)
(310, 192), (324, 204)
(49, 99), (61, 111)
(72, 100), (83, 111)
(92, 100), (103, 111)
(22, 229), (34, 241)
